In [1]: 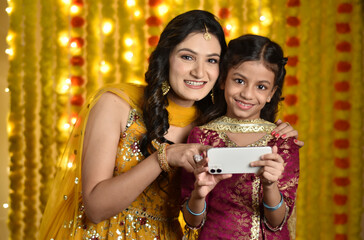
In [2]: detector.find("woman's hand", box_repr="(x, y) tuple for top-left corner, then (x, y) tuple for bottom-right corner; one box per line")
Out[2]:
(192, 153), (232, 199)
(164, 143), (211, 173)
(274, 119), (304, 147)
(250, 146), (284, 186)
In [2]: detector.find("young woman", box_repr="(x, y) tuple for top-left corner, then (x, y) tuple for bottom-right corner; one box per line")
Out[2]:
(39, 11), (300, 239)
(181, 34), (300, 239)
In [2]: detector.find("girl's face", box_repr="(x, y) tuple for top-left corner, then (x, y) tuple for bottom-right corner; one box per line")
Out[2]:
(222, 61), (277, 120)
(168, 32), (221, 107)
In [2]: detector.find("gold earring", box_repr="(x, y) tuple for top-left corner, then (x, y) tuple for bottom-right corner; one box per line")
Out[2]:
(267, 97), (271, 102)
(210, 91), (215, 104)
(161, 81), (170, 96)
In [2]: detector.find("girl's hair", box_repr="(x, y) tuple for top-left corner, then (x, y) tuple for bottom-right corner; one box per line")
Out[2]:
(141, 10), (227, 156)
(203, 34), (287, 123)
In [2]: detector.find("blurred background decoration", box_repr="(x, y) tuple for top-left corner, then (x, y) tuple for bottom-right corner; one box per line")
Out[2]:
(3, 0), (363, 239)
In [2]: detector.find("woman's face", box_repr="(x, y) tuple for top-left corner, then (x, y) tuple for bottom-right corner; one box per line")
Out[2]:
(168, 32), (221, 107)
(222, 61), (277, 120)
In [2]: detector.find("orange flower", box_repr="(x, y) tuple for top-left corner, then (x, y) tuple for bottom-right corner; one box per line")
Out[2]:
(334, 81), (350, 92)
(334, 139), (350, 149)
(70, 56), (84, 66)
(335, 234), (348, 240)
(334, 120), (350, 131)
(337, 3), (352, 13)
(287, 0), (300, 7)
(70, 37), (84, 48)
(334, 157), (350, 169)
(148, 36), (159, 46)
(71, 76), (84, 86)
(219, 8), (230, 19)
(336, 41), (351, 52)
(286, 16), (300, 27)
(146, 16), (162, 27)
(71, 95), (84, 106)
(285, 75), (299, 86)
(148, 0), (162, 7)
(287, 56), (299, 67)
(284, 94), (298, 106)
(334, 100), (351, 110)
(333, 194), (348, 205)
(337, 61), (351, 72)
(283, 114), (298, 124)
(286, 37), (300, 47)
(334, 213), (348, 224)
(336, 23), (351, 33)
(71, 16), (85, 28)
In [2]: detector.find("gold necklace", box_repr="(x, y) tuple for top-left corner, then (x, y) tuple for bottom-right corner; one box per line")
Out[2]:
(201, 116), (276, 133)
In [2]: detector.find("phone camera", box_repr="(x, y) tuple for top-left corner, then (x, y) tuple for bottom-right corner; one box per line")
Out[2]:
(210, 169), (216, 173)
(217, 169), (222, 173)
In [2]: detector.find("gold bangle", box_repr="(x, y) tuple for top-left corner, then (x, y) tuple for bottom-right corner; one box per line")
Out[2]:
(157, 143), (173, 173)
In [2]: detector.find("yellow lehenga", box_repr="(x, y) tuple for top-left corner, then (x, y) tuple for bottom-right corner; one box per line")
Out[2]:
(39, 83), (196, 240)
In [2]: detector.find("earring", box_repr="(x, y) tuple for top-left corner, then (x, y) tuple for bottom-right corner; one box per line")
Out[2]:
(161, 81), (170, 96)
(267, 97), (271, 102)
(210, 91), (215, 104)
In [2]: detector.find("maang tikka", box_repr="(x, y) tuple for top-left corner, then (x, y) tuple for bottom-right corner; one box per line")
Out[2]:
(203, 23), (211, 41)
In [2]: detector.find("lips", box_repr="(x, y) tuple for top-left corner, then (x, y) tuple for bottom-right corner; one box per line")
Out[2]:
(235, 99), (254, 110)
(184, 80), (207, 89)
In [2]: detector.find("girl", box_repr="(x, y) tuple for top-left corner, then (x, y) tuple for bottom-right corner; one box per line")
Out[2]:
(181, 34), (299, 239)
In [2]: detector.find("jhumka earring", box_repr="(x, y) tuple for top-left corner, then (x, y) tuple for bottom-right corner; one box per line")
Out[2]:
(203, 23), (211, 41)
(161, 81), (170, 96)
(210, 91), (215, 104)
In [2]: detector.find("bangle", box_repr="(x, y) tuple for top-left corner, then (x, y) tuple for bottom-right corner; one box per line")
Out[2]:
(157, 143), (173, 173)
(263, 192), (284, 211)
(186, 199), (206, 216)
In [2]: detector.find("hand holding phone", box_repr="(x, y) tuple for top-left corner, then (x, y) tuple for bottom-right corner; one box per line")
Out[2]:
(207, 146), (272, 174)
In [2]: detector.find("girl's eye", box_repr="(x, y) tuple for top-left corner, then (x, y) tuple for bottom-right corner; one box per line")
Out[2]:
(181, 55), (193, 60)
(257, 85), (267, 90)
(235, 79), (245, 84)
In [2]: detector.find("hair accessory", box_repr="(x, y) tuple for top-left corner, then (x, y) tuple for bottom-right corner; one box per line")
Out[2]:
(186, 198), (206, 216)
(161, 81), (170, 95)
(263, 192), (284, 211)
(281, 57), (288, 66)
(157, 143), (173, 172)
(203, 23), (212, 41)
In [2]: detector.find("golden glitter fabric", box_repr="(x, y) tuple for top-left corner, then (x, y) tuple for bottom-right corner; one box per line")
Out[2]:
(39, 83), (184, 240)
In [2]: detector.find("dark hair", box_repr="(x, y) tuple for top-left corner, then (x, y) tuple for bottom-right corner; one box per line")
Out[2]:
(203, 34), (287, 123)
(141, 10), (227, 156)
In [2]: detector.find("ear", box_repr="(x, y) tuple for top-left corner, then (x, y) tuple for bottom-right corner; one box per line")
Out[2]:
(267, 86), (278, 103)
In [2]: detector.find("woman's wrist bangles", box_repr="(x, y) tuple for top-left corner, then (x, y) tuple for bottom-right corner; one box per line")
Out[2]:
(186, 198), (206, 216)
(157, 143), (173, 173)
(263, 192), (284, 211)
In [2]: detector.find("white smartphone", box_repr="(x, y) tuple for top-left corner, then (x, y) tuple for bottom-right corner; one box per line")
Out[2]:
(207, 146), (272, 174)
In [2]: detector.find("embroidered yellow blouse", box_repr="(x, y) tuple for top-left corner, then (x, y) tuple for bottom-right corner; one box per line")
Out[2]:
(39, 83), (195, 240)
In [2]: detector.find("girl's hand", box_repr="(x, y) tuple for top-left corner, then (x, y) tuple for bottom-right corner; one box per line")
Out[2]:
(273, 119), (304, 147)
(192, 153), (232, 199)
(250, 146), (284, 186)
(164, 143), (211, 173)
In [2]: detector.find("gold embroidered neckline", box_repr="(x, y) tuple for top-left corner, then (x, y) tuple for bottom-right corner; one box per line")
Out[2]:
(200, 116), (276, 133)
(166, 99), (198, 127)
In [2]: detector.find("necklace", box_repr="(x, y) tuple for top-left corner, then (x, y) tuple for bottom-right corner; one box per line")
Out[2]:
(201, 116), (276, 133)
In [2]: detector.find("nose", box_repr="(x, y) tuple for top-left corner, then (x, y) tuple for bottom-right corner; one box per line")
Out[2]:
(190, 60), (204, 79)
(241, 85), (253, 100)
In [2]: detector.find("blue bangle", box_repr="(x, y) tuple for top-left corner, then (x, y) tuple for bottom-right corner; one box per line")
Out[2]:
(263, 192), (284, 211)
(186, 199), (206, 216)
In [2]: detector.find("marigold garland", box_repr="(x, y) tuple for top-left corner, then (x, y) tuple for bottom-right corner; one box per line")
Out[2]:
(22, 0), (38, 238)
(39, 0), (56, 214)
(7, 0), (24, 239)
